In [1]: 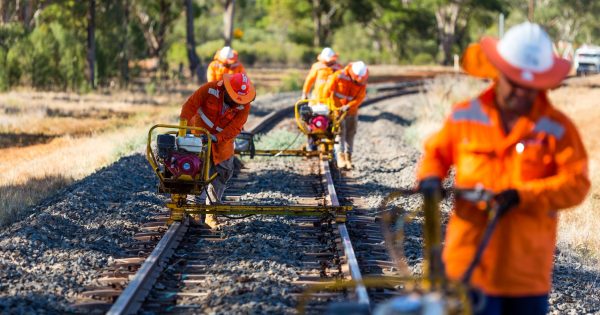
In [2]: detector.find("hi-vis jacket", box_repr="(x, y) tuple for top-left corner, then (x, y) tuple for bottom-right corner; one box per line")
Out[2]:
(206, 60), (246, 83)
(323, 68), (367, 116)
(180, 81), (250, 165)
(417, 84), (590, 296)
(302, 61), (342, 100)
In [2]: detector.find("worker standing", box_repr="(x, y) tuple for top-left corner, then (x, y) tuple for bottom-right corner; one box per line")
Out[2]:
(322, 61), (368, 169)
(207, 46), (246, 82)
(417, 22), (590, 314)
(302, 47), (343, 100)
(180, 73), (255, 228)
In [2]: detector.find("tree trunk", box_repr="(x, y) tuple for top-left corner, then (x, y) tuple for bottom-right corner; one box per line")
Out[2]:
(223, 0), (234, 46)
(435, 3), (460, 66)
(120, 0), (129, 87)
(87, 0), (96, 89)
(185, 0), (202, 83)
(311, 0), (322, 47)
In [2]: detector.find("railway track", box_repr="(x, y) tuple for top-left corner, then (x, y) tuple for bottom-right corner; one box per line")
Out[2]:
(72, 81), (424, 314)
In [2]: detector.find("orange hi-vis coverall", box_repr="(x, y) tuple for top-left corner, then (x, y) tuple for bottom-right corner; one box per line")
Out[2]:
(206, 60), (246, 83)
(417, 84), (590, 296)
(323, 68), (367, 116)
(302, 61), (342, 100)
(180, 80), (250, 165)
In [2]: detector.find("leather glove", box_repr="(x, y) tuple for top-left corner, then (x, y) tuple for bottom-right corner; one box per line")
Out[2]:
(418, 177), (442, 198)
(340, 105), (351, 112)
(493, 189), (519, 216)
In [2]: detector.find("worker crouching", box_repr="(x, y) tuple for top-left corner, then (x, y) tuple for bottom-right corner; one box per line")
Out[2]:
(180, 73), (255, 228)
(323, 61), (368, 169)
(207, 46), (246, 82)
(417, 22), (590, 314)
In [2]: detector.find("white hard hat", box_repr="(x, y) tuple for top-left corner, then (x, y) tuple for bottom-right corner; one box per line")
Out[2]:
(351, 61), (367, 77)
(318, 47), (338, 62)
(219, 46), (234, 61)
(480, 22), (570, 89)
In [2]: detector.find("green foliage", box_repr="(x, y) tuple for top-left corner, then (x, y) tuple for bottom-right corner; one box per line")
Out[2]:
(278, 71), (303, 92)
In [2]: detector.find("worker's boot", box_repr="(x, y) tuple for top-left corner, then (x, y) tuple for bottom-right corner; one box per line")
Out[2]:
(344, 153), (353, 170)
(204, 214), (220, 229)
(336, 152), (347, 169)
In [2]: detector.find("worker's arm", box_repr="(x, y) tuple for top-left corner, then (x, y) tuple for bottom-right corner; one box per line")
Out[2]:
(235, 63), (246, 75)
(302, 66), (318, 97)
(206, 62), (217, 82)
(215, 104), (251, 143)
(518, 118), (590, 212)
(180, 85), (209, 122)
(347, 85), (367, 111)
(417, 118), (455, 181)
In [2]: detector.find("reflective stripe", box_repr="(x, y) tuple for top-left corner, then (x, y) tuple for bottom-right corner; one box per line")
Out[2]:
(197, 108), (215, 128)
(338, 73), (351, 81)
(451, 99), (490, 125)
(208, 88), (220, 98)
(236, 105), (245, 110)
(334, 92), (354, 101)
(216, 126), (224, 132)
(534, 116), (565, 139)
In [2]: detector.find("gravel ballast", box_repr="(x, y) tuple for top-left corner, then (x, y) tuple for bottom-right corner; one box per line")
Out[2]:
(0, 90), (598, 313)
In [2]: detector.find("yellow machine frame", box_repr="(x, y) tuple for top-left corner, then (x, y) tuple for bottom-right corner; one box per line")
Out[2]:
(294, 99), (348, 157)
(147, 122), (352, 224)
(297, 190), (472, 314)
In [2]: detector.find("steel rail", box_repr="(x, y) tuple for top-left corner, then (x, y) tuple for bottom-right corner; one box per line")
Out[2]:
(107, 219), (188, 315)
(320, 154), (371, 308)
(103, 80), (421, 314)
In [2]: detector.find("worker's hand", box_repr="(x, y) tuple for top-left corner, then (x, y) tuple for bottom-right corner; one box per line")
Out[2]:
(418, 177), (442, 198)
(210, 134), (218, 143)
(198, 134), (217, 143)
(340, 105), (351, 112)
(493, 189), (520, 216)
(301, 93), (308, 100)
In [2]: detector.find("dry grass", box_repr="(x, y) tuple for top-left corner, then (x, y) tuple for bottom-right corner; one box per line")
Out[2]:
(405, 74), (487, 147)
(410, 74), (600, 263)
(0, 90), (181, 226)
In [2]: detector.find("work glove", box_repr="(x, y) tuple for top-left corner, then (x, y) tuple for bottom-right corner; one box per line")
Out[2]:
(418, 177), (442, 198)
(493, 189), (519, 216)
(199, 134), (218, 143)
(340, 105), (351, 112)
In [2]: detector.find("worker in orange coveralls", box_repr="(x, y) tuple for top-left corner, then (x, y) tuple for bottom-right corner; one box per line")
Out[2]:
(417, 22), (590, 314)
(206, 46), (246, 82)
(322, 61), (368, 170)
(302, 47), (343, 100)
(180, 73), (255, 228)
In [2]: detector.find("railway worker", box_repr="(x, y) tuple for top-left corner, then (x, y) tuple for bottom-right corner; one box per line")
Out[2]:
(206, 46), (246, 82)
(322, 61), (368, 169)
(180, 72), (255, 228)
(417, 22), (590, 314)
(302, 47), (343, 100)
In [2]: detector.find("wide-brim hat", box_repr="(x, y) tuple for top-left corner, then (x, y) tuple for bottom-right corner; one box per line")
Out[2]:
(464, 22), (570, 90)
(223, 73), (256, 104)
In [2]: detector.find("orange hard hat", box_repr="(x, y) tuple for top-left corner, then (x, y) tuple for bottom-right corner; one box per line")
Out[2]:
(223, 73), (255, 104)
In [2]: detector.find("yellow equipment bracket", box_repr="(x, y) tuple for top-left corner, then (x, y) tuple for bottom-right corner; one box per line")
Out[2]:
(166, 203), (352, 222)
(146, 121), (217, 195)
(237, 149), (321, 158)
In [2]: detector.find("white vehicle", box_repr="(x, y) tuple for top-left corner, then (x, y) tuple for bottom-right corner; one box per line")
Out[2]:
(574, 45), (600, 76)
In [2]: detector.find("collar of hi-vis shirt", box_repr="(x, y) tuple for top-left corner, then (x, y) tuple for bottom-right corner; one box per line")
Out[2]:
(478, 83), (549, 158)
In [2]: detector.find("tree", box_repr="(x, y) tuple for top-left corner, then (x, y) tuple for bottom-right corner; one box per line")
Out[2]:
(223, 0), (234, 46)
(185, 0), (202, 82)
(87, 0), (95, 88)
(133, 0), (180, 78)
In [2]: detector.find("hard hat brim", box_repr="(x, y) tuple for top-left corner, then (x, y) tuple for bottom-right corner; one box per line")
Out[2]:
(480, 36), (571, 90)
(223, 73), (256, 104)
